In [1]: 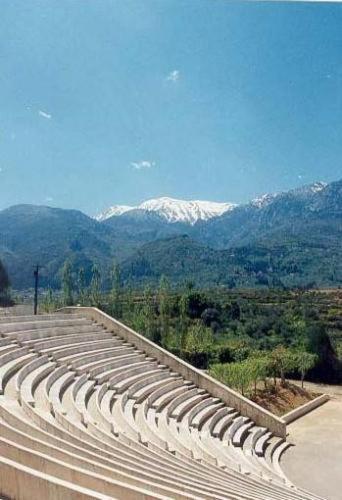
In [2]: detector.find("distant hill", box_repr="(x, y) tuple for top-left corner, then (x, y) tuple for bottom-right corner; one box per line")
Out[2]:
(0, 179), (341, 290)
(192, 181), (341, 248)
(0, 205), (118, 289)
(120, 234), (342, 289)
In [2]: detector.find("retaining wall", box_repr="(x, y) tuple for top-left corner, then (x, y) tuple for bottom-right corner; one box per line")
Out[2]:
(282, 394), (330, 424)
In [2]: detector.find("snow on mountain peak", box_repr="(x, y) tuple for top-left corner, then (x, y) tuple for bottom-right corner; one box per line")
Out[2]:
(95, 205), (134, 222)
(309, 181), (328, 193)
(95, 197), (236, 224)
(139, 197), (236, 224)
(250, 193), (278, 208)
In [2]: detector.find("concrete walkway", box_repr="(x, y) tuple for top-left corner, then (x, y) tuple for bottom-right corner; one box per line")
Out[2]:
(282, 394), (342, 500)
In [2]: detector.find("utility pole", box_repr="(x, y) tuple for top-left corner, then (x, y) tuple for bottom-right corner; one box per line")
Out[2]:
(33, 265), (39, 315)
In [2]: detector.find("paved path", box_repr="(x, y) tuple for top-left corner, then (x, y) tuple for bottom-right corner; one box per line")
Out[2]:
(282, 394), (342, 500)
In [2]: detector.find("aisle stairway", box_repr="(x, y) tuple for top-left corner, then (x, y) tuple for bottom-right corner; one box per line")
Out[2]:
(0, 310), (326, 500)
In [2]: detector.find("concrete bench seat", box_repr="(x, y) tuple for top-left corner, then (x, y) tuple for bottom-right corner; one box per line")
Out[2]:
(89, 353), (145, 378)
(73, 346), (136, 372)
(7, 323), (103, 342)
(0, 398), (226, 496)
(24, 392), (304, 500)
(203, 406), (235, 435)
(255, 430), (273, 457)
(110, 394), (142, 442)
(0, 343), (19, 357)
(114, 367), (166, 395)
(0, 402), (296, 500)
(12, 386), (230, 496)
(0, 454), (112, 500)
(108, 360), (157, 388)
(152, 383), (195, 412)
(26, 330), (112, 350)
(48, 339), (122, 360)
(135, 404), (169, 450)
(133, 375), (182, 404)
(0, 313), (84, 324)
(42, 365), (70, 411)
(13, 354), (50, 398)
(92, 386), (116, 433)
(212, 410), (239, 439)
(166, 387), (201, 417)
(191, 401), (225, 430)
(0, 433), (202, 500)
(171, 392), (209, 421)
(19, 361), (57, 407)
(48, 370), (76, 415)
(187, 397), (222, 427)
(0, 317), (92, 334)
(0, 338), (16, 347)
(0, 349), (36, 394)
(272, 441), (293, 485)
(232, 421), (254, 447)
(0, 415), (238, 500)
(148, 378), (184, 407)
(128, 371), (178, 400)
(73, 379), (96, 423)
(224, 416), (250, 443)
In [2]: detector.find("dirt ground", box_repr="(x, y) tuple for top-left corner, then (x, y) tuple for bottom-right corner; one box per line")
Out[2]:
(250, 381), (318, 417)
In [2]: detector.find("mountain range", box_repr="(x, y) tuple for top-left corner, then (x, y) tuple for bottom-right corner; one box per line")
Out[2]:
(95, 197), (237, 224)
(0, 180), (341, 290)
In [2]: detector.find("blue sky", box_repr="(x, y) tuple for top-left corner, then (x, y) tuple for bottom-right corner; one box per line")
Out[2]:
(1, 0), (342, 215)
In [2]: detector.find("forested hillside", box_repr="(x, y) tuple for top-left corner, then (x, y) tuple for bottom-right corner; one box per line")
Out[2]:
(0, 179), (341, 290)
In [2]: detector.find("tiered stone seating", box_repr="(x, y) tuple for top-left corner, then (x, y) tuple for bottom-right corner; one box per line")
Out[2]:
(0, 310), (326, 500)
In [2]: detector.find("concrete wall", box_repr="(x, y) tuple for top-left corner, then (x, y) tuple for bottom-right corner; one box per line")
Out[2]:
(60, 307), (286, 438)
(282, 394), (330, 424)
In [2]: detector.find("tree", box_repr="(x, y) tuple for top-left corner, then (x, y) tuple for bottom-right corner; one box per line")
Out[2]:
(90, 264), (101, 307)
(42, 287), (57, 313)
(179, 290), (190, 349)
(62, 260), (73, 306)
(248, 354), (269, 395)
(77, 267), (87, 306)
(184, 320), (214, 354)
(158, 275), (171, 347)
(0, 259), (11, 306)
(209, 361), (253, 396)
(295, 350), (318, 388)
(110, 261), (122, 318)
(230, 301), (241, 321)
(269, 346), (297, 387)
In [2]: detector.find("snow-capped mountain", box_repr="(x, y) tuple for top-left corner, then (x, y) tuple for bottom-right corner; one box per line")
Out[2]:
(250, 193), (278, 208)
(95, 205), (134, 222)
(250, 182), (328, 209)
(139, 198), (236, 224)
(95, 182), (329, 225)
(95, 197), (237, 225)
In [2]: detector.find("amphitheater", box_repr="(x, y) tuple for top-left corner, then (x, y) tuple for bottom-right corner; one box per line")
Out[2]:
(0, 307), (329, 499)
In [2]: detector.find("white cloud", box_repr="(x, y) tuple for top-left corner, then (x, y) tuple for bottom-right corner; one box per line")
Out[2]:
(131, 160), (156, 170)
(166, 70), (180, 82)
(38, 110), (52, 120)
(44, 196), (54, 202)
(0, 168), (3, 173)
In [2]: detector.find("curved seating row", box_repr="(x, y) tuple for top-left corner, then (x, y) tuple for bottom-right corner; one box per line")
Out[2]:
(0, 311), (325, 500)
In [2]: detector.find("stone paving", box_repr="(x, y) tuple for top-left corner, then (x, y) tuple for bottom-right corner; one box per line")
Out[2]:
(282, 396), (342, 500)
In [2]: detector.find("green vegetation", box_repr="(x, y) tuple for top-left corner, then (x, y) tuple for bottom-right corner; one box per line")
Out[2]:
(0, 179), (341, 290)
(42, 261), (342, 389)
(0, 258), (12, 306)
